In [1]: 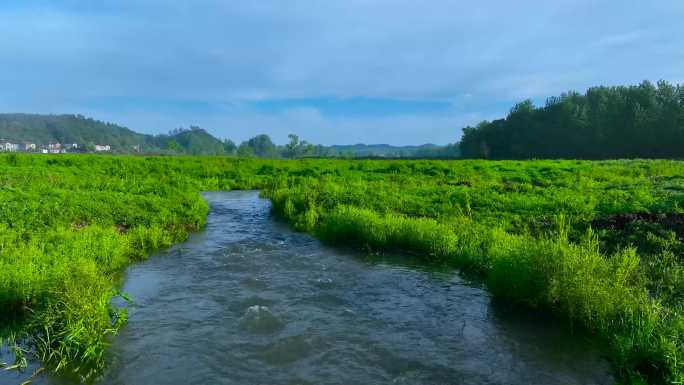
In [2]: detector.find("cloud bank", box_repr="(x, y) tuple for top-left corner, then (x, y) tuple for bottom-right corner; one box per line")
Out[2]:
(1, 0), (682, 144)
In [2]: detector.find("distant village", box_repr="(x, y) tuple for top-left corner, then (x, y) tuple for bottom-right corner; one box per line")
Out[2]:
(0, 139), (113, 154)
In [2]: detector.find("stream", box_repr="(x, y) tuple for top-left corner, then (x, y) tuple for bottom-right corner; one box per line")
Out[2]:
(3, 191), (612, 385)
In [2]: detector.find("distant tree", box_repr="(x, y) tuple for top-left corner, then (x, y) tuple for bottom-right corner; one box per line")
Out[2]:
(284, 134), (300, 158)
(237, 143), (255, 157)
(282, 134), (317, 158)
(239, 134), (278, 158)
(223, 139), (237, 155)
(300, 142), (316, 157)
(166, 139), (180, 152)
(169, 127), (189, 136)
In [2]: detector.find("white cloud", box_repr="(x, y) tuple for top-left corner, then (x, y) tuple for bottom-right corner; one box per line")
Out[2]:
(0, 0), (682, 144)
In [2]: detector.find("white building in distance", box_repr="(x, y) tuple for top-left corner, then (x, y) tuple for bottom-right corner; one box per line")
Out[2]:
(1, 141), (19, 152)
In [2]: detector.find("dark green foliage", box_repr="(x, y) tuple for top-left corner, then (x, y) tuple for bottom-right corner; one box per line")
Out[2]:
(153, 126), (228, 155)
(237, 134), (279, 158)
(0, 113), (148, 151)
(0, 114), (232, 155)
(223, 139), (237, 155)
(460, 81), (684, 159)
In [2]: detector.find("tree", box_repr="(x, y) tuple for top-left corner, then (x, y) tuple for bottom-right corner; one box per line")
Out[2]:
(237, 143), (255, 157)
(282, 134), (316, 158)
(223, 139), (237, 155)
(167, 139), (180, 152)
(459, 80), (684, 159)
(239, 134), (278, 158)
(284, 134), (300, 158)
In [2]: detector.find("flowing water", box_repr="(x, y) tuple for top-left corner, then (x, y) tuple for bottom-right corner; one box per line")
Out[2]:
(3, 191), (613, 385)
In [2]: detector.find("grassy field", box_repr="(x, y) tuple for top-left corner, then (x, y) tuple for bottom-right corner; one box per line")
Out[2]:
(1, 154), (683, 384)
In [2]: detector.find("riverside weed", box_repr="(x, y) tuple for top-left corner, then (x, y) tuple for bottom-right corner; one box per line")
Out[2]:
(1, 154), (683, 383)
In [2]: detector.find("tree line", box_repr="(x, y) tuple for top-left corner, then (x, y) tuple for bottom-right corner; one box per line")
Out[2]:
(459, 80), (684, 159)
(224, 134), (460, 159)
(0, 114), (459, 158)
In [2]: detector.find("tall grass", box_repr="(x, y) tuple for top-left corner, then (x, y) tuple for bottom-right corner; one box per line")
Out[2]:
(316, 205), (457, 260)
(2, 154), (684, 383)
(265, 160), (684, 384)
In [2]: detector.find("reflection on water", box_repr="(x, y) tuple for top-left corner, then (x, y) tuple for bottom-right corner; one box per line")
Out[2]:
(6, 191), (612, 385)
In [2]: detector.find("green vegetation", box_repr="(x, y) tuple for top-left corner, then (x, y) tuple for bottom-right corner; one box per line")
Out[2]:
(0, 155), (218, 378)
(161, 126), (234, 155)
(1, 155), (683, 384)
(460, 80), (684, 159)
(0, 114), (235, 155)
(0, 114), (459, 158)
(7, 79), (684, 161)
(267, 159), (684, 384)
(0, 114), (149, 151)
(321, 142), (460, 158)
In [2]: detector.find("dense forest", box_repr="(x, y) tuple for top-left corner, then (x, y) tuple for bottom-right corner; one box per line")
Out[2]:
(158, 126), (233, 155)
(0, 113), (149, 151)
(0, 114), (458, 158)
(460, 80), (684, 159)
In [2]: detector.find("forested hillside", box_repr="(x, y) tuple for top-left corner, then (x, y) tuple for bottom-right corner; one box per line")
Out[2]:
(0, 114), (459, 158)
(0, 113), (148, 150)
(0, 114), (235, 154)
(153, 126), (235, 155)
(459, 80), (684, 159)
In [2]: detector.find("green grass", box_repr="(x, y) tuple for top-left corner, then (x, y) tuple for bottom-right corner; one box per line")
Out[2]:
(1, 154), (683, 384)
(265, 159), (684, 384)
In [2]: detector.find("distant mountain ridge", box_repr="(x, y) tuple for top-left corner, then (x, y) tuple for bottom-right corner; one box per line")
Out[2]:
(0, 113), (229, 155)
(0, 113), (459, 158)
(0, 113), (147, 148)
(328, 143), (442, 157)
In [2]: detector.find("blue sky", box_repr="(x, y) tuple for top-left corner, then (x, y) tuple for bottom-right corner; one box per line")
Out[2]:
(1, 1), (682, 145)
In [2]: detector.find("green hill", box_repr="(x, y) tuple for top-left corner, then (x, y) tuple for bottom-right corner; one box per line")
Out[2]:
(0, 113), (458, 158)
(0, 114), (231, 154)
(0, 113), (148, 151)
(153, 127), (232, 155)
